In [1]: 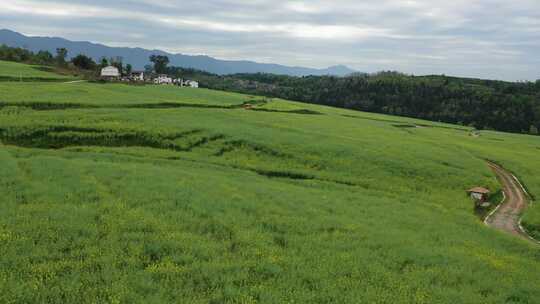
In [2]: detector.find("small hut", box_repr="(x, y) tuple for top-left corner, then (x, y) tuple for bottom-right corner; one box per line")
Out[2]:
(467, 187), (490, 202)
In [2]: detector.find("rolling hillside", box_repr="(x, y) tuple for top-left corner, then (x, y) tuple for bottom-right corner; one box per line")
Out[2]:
(0, 60), (75, 81)
(0, 61), (539, 303)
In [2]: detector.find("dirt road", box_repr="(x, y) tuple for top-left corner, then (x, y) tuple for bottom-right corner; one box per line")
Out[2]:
(485, 162), (537, 243)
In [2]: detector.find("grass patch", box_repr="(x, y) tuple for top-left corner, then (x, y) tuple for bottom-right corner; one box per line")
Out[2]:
(0, 60), (75, 81)
(0, 82), (259, 107)
(0, 78), (539, 303)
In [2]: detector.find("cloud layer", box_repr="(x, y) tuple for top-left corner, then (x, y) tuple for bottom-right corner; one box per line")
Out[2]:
(1, 0), (539, 80)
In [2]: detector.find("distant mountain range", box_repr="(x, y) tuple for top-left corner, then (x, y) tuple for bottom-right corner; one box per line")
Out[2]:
(0, 29), (356, 76)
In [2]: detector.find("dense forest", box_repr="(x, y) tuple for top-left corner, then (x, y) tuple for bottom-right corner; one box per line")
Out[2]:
(176, 70), (540, 134)
(2, 44), (539, 134)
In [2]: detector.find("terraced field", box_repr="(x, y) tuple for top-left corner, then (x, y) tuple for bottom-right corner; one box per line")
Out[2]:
(0, 61), (539, 303)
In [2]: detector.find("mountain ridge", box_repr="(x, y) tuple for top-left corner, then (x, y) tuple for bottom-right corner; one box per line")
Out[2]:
(0, 29), (356, 76)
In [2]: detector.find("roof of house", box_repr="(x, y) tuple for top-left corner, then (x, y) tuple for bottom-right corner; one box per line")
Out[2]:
(467, 187), (490, 194)
(101, 66), (119, 71)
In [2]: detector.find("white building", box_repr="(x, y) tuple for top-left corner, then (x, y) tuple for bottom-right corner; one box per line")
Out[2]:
(100, 66), (120, 78)
(184, 80), (199, 88)
(131, 71), (144, 81)
(154, 75), (173, 84)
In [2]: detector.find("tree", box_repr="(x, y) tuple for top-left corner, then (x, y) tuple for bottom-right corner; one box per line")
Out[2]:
(71, 54), (96, 70)
(35, 50), (54, 65)
(530, 125), (539, 135)
(144, 64), (153, 74)
(0, 46), (31, 62)
(55, 48), (68, 65)
(149, 55), (169, 74)
(125, 64), (133, 75)
(100, 57), (109, 67)
(109, 56), (124, 74)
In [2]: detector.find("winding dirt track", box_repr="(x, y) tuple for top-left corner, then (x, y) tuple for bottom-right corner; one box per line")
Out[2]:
(485, 162), (537, 243)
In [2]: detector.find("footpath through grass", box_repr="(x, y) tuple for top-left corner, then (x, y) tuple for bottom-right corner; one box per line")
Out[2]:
(0, 78), (539, 303)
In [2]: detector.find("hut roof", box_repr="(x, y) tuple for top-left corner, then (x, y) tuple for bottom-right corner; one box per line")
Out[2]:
(467, 187), (490, 194)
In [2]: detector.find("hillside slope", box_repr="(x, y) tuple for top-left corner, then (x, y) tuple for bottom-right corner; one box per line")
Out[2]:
(0, 67), (539, 303)
(0, 60), (75, 81)
(193, 71), (540, 135)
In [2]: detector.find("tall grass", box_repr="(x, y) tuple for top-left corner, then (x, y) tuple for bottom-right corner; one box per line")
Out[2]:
(0, 79), (539, 303)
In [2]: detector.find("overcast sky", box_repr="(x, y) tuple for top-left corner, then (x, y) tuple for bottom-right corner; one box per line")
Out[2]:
(1, 0), (539, 81)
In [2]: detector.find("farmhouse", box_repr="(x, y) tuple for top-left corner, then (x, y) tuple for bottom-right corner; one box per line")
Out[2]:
(148, 75), (199, 87)
(184, 80), (199, 88)
(100, 66), (120, 78)
(131, 71), (144, 81)
(154, 74), (173, 85)
(467, 187), (490, 202)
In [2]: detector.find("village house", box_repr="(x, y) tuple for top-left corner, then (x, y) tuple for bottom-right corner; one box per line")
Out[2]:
(131, 71), (145, 81)
(154, 74), (173, 85)
(183, 80), (199, 88)
(149, 74), (199, 87)
(467, 187), (490, 202)
(100, 66), (120, 78)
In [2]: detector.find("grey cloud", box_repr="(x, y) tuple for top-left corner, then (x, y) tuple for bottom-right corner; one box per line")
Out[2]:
(0, 0), (538, 80)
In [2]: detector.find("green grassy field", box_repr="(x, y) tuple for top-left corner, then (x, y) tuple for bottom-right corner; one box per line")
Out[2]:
(0, 82), (260, 107)
(0, 60), (75, 81)
(0, 64), (539, 303)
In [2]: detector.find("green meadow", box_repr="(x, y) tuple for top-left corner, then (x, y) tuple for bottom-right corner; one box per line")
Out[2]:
(0, 82), (258, 107)
(0, 60), (74, 81)
(0, 60), (539, 303)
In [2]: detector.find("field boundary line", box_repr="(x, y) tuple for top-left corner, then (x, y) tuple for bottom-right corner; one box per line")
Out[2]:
(518, 219), (540, 244)
(510, 173), (534, 204)
(484, 191), (505, 226)
(508, 172), (539, 243)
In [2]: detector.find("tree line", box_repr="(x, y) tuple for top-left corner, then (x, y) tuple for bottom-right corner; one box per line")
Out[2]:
(0, 44), (135, 75)
(186, 70), (540, 135)
(0, 44), (173, 77)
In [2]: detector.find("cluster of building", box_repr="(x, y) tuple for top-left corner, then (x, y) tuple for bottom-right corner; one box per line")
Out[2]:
(153, 75), (199, 87)
(100, 66), (199, 88)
